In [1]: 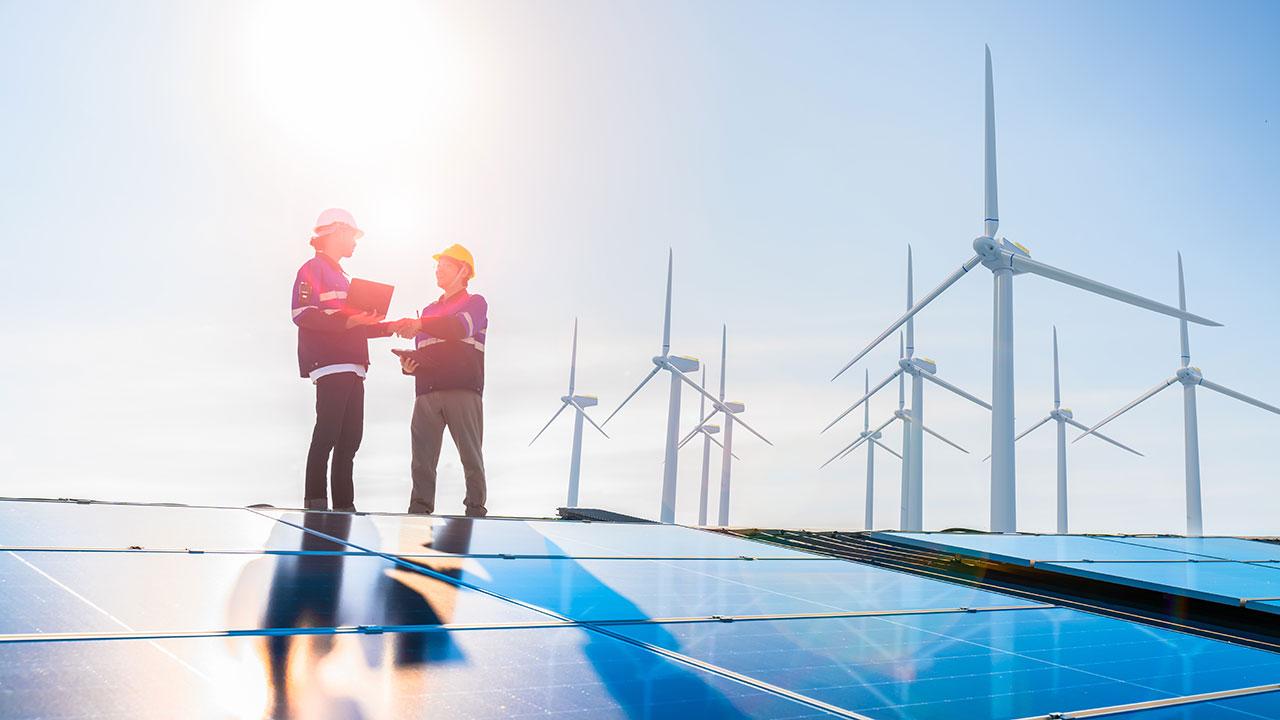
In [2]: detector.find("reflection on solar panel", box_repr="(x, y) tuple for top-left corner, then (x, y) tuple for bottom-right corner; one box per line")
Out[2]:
(874, 531), (1280, 616)
(4, 498), (1280, 719)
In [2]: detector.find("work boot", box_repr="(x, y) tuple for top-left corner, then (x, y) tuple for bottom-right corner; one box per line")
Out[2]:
(334, 505), (357, 513)
(304, 498), (329, 511)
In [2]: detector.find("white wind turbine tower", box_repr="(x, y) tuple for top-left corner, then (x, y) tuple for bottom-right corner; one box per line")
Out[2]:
(604, 253), (771, 524)
(824, 248), (990, 531)
(1076, 254), (1278, 536)
(678, 326), (770, 526)
(822, 333), (969, 530)
(983, 326), (1142, 533)
(529, 319), (610, 508)
(831, 46), (1220, 532)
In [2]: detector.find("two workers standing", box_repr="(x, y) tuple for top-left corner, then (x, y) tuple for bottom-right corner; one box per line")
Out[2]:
(290, 208), (487, 516)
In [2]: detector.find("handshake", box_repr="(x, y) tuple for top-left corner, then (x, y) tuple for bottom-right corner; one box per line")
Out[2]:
(342, 312), (421, 339)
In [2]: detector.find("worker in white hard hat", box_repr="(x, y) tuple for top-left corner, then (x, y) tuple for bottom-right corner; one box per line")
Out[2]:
(393, 243), (489, 516)
(290, 208), (404, 512)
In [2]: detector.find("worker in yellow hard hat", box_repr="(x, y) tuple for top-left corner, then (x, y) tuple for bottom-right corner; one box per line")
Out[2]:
(391, 244), (489, 516)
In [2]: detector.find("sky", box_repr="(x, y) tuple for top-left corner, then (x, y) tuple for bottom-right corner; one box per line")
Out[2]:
(1, 0), (1277, 535)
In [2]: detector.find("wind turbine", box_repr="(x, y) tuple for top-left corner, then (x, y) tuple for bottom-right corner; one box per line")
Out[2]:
(603, 253), (770, 524)
(823, 333), (969, 530)
(842, 369), (903, 529)
(983, 326), (1142, 533)
(830, 46), (1220, 532)
(824, 248), (990, 531)
(678, 326), (770, 526)
(529, 319), (610, 507)
(1076, 254), (1277, 536)
(674, 366), (735, 526)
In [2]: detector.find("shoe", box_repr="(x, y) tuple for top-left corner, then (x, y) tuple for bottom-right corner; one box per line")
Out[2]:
(304, 498), (329, 511)
(334, 505), (357, 513)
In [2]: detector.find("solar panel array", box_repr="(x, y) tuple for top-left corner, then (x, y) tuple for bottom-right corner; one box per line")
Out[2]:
(3, 498), (1280, 719)
(876, 531), (1280, 616)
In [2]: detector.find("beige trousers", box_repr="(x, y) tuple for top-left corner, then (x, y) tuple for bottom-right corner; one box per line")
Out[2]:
(409, 389), (487, 516)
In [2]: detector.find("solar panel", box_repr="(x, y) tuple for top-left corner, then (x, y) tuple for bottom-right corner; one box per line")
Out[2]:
(1107, 691), (1280, 718)
(266, 510), (818, 558)
(1038, 561), (1280, 611)
(608, 607), (1280, 720)
(1102, 536), (1280, 563)
(879, 532), (1210, 564)
(2, 550), (549, 636)
(401, 556), (1042, 622)
(0, 626), (837, 719)
(0, 499), (346, 552)
(7, 499), (1280, 719)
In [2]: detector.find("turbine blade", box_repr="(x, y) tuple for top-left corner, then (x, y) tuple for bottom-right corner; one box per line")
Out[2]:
(602, 365), (661, 426)
(568, 318), (578, 394)
(1178, 252), (1191, 366)
(984, 44), (999, 238)
(1063, 417), (1141, 456)
(662, 249), (673, 354)
(921, 372), (993, 410)
(719, 324), (728, 401)
(871, 438), (903, 460)
(832, 255), (983, 381)
(570, 401), (611, 439)
(1200, 379), (1280, 416)
(822, 434), (869, 469)
(529, 402), (569, 445)
(677, 432), (695, 450)
(1052, 325), (1061, 407)
(1009, 255), (1222, 327)
(905, 245), (915, 357)
(1073, 376), (1179, 442)
(1014, 415), (1053, 442)
(706, 433), (741, 461)
(822, 368), (903, 434)
(917, 422), (970, 454)
(674, 371), (774, 445)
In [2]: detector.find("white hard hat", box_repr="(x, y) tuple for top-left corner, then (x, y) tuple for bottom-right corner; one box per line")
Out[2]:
(313, 208), (363, 239)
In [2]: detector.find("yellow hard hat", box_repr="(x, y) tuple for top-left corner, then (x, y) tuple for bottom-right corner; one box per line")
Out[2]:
(433, 243), (475, 279)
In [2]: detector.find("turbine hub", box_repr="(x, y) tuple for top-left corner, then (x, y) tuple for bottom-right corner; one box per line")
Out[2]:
(1051, 408), (1073, 420)
(903, 357), (937, 375)
(1177, 366), (1204, 384)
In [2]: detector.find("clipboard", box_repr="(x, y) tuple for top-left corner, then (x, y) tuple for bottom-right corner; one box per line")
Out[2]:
(347, 278), (394, 316)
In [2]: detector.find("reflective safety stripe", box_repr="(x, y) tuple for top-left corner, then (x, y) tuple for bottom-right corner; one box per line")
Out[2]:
(417, 337), (446, 349)
(459, 311), (475, 337)
(318, 290), (348, 302)
(462, 337), (485, 352)
(292, 306), (318, 319)
(322, 309), (341, 315)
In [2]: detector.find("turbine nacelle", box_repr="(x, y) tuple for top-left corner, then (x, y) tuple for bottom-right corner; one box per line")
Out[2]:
(656, 355), (699, 374)
(900, 357), (937, 376)
(1049, 407), (1074, 421)
(701, 424), (721, 435)
(562, 394), (598, 408)
(1177, 366), (1204, 385)
(722, 400), (746, 414)
(974, 236), (1031, 271)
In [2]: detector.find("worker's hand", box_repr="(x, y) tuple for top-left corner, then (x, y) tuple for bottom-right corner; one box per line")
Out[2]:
(344, 311), (384, 329)
(400, 355), (419, 374)
(392, 318), (421, 338)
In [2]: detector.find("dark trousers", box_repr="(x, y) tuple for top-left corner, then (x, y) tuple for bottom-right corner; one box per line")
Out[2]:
(305, 372), (364, 509)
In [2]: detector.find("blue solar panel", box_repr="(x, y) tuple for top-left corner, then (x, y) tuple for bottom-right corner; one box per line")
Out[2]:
(1108, 692), (1280, 718)
(3, 550), (548, 636)
(1102, 536), (1280, 563)
(402, 557), (1040, 622)
(267, 510), (816, 558)
(879, 531), (1207, 564)
(1039, 561), (1280, 607)
(0, 500), (327, 552)
(609, 607), (1280, 720)
(0, 627), (836, 718)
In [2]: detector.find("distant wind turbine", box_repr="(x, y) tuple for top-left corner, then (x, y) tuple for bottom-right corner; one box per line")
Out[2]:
(675, 366), (737, 526)
(604, 253), (769, 524)
(1076, 254), (1277, 536)
(829, 46), (1220, 532)
(529, 319), (609, 508)
(678, 326), (769, 526)
(983, 326), (1141, 533)
(824, 248), (989, 531)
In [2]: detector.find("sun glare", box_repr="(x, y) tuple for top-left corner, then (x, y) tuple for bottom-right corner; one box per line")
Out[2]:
(240, 0), (477, 154)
